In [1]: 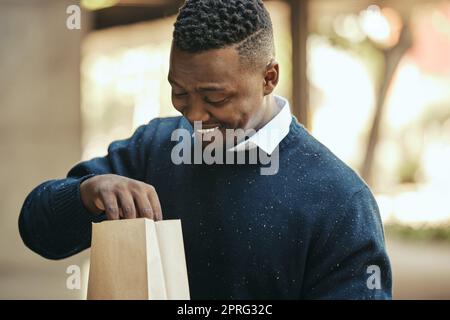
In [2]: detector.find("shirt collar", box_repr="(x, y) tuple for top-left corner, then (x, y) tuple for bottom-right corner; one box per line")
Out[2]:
(228, 95), (292, 155)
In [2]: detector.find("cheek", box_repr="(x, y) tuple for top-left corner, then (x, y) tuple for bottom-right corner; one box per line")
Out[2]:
(223, 97), (260, 130)
(171, 96), (185, 114)
(184, 78), (264, 129)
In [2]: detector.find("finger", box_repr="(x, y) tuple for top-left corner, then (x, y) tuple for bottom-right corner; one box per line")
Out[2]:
(99, 192), (120, 220)
(94, 197), (105, 212)
(117, 191), (136, 219)
(147, 187), (163, 221)
(133, 192), (154, 220)
(118, 207), (125, 219)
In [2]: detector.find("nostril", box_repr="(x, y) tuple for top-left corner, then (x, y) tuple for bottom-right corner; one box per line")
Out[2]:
(182, 105), (212, 124)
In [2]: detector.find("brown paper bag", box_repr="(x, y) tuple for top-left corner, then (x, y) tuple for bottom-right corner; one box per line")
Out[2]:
(87, 218), (190, 300)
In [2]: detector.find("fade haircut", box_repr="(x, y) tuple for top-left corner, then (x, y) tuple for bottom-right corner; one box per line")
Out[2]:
(173, 0), (275, 69)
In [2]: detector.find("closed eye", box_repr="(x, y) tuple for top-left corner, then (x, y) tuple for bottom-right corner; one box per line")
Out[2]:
(172, 92), (188, 97)
(204, 97), (230, 105)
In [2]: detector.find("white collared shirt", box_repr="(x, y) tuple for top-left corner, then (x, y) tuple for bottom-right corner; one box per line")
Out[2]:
(228, 95), (292, 155)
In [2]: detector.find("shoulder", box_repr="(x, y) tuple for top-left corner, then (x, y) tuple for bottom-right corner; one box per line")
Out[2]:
(144, 115), (184, 132)
(287, 122), (368, 203)
(285, 124), (385, 242)
(140, 116), (186, 142)
(287, 124), (383, 237)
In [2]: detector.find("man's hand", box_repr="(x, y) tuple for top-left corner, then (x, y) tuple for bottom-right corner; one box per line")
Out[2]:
(80, 174), (162, 221)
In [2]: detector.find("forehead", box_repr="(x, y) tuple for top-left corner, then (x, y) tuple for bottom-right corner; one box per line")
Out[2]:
(169, 46), (243, 85)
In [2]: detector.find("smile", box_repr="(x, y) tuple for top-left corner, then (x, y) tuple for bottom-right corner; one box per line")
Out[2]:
(196, 126), (220, 134)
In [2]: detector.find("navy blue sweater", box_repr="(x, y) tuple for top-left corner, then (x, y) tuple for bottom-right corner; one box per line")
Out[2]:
(19, 116), (392, 299)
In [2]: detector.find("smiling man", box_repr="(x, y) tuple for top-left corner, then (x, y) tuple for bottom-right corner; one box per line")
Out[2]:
(19, 0), (392, 299)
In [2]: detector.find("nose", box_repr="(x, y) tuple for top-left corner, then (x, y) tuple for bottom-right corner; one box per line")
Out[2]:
(183, 96), (210, 124)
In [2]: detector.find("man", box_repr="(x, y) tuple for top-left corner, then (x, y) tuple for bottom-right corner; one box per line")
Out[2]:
(19, 0), (392, 299)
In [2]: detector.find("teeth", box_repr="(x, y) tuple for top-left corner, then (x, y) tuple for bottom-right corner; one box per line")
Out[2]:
(196, 126), (219, 134)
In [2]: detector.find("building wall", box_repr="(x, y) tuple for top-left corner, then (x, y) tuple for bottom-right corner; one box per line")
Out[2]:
(0, 0), (89, 299)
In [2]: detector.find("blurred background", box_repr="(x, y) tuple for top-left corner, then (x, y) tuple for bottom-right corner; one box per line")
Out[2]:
(0, 0), (449, 299)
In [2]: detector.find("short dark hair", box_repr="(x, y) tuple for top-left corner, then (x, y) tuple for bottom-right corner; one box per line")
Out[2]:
(173, 0), (275, 68)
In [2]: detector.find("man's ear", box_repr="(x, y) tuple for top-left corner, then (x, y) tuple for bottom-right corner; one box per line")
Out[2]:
(263, 59), (279, 95)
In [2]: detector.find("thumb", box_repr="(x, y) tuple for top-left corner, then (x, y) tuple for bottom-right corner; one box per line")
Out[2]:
(94, 197), (106, 211)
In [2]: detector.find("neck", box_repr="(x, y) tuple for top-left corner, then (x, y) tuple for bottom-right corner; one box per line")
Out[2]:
(255, 94), (278, 131)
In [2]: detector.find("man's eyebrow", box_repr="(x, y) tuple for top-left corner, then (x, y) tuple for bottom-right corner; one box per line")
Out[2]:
(168, 77), (182, 87)
(196, 86), (227, 92)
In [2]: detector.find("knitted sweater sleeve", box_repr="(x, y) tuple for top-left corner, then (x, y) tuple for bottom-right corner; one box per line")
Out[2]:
(18, 119), (160, 260)
(302, 186), (392, 299)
